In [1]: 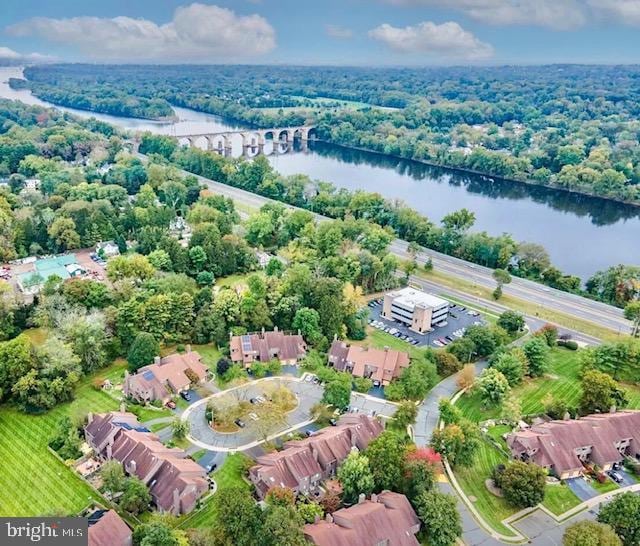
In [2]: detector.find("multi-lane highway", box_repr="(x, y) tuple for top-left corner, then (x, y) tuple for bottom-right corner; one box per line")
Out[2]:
(139, 153), (632, 337)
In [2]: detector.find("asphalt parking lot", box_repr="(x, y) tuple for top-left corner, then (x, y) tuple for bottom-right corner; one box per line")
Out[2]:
(367, 298), (484, 348)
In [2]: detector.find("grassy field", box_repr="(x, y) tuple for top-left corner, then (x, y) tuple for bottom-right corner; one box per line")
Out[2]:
(454, 439), (518, 536)
(415, 269), (623, 342)
(458, 346), (640, 423)
(360, 327), (428, 360)
(591, 478), (619, 495)
(542, 483), (581, 515)
(193, 344), (222, 372)
(177, 453), (252, 529)
(0, 361), (126, 516)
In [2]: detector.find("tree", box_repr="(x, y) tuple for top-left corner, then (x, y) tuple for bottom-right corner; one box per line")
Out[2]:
(365, 430), (407, 492)
(537, 324), (558, 347)
(322, 379), (351, 411)
(562, 520), (621, 546)
(476, 368), (510, 405)
(491, 351), (525, 386)
(133, 522), (179, 546)
(394, 400), (418, 428)
(625, 301), (640, 338)
(457, 363), (476, 390)
(337, 451), (375, 504)
(523, 336), (550, 377)
(580, 369), (628, 415)
(292, 307), (323, 345)
(107, 254), (155, 282)
(265, 486), (296, 508)
(415, 491), (462, 546)
(431, 420), (480, 467)
(216, 357), (232, 377)
(402, 449), (437, 502)
(500, 461), (546, 508)
(262, 506), (306, 546)
(127, 332), (159, 372)
(172, 417), (189, 440)
(297, 501), (324, 524)
(100, 460), (126, 494)
(439, 398), (463, 425)
(48, 416), (82, 460)
(598, 492), (640, 546)
(497, 311), (525, 335)
(213, 486), (264, 546)
(501, 395), (522, 425)
(492, 268), (512, 300)
(48, 217), (80, 251)
(542, 393), (570, 419)
(435, 351), (462, 377)
(119, 477), (151, 515)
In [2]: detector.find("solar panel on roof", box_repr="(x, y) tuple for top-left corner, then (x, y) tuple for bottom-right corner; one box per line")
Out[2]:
(113, 422), (132, 430)
(142, 370), (155, 381)
(241, 335), (252, 351)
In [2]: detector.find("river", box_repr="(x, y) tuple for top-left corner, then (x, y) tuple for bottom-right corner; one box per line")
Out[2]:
(1, 66), (638, 280)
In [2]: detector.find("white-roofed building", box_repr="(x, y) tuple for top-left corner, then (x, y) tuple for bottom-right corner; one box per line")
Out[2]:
(382, 287), (449, 333)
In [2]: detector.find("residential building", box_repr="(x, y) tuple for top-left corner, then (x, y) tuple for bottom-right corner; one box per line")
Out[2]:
(382, 287), (449, 333)
(304, 491), (421, 546)
(96, 241), (120, 258)
(87, 509), (132, 546)
(85, 412), (207, 515)
(328, 340), (410, 386)
(230, 328), (307, 368)
(124, 349), (207, 404)
(507, 410), (640, 479)
(23, 178), (40, 192)
(249, 414), (383, 499)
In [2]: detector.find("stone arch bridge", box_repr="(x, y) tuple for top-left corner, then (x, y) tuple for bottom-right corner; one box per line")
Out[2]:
(177, 125), (316, 156)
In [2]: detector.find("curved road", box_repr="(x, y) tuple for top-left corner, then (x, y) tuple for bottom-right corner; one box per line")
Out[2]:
(136, 152), (631, 336)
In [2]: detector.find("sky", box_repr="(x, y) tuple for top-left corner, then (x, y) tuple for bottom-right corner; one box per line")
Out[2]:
(2, 0), (640, 66)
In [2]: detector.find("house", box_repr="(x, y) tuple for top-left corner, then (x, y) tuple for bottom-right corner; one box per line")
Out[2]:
(255, 251), (273, 268)
(230, 328), (307, 368)
(328, 340), (410, 386)
(85, 412), (208, 515)
(124, 349), (207, 404)
(382, 287), (449, 333)
(249, 414), (383, 499)
(23, 178), (41, 192)
(304, 491), (421, 546)
(507, 410), (640, 479)
(96, 241), (120, 258)
(17, 254), (83, 294)
(87, 509), (132, 546)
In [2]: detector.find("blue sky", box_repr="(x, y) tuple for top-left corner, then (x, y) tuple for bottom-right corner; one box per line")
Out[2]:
(2, 0), (640, 65)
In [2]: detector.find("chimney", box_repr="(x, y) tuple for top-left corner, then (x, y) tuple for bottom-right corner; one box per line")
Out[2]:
(87, 412), (94, 424)
(384, 346), (389, 352)
(119, 402), (126, 413)
(262, 327), (265, 335)
(298, 329), (301, 336)
(358, 493), (366, 504)
(314, 515), (321, 524)
(371, 493), (378, 503)
(274, 326), (279, 332)
(334, 334), (338, 341)
(186, 344), (191, 353)
(325, 513), (333, 523)
(129, 460), (137, 474)
(154, 356), (161, 365)
(173, 488), (180, 515)
(610, 405), (617, 414)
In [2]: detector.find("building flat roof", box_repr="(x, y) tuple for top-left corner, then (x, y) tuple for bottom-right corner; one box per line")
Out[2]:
(389, 287), (448, 310)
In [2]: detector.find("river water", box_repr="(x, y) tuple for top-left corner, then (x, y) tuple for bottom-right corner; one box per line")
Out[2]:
(1, 66), (638, 280)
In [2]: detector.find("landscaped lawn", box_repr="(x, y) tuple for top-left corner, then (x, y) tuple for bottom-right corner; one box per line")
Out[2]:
(361, 327), (428, 360)
(590, 477), (619, 495)
(453, 439), (518, 537)
(215, 273), (251, 289)
(543, 483), (581, 516)
(177, 453), (252, 529)
(485, 424), (512, 452)
(0, 362), (126, 516)
(193, 344), (222, 372)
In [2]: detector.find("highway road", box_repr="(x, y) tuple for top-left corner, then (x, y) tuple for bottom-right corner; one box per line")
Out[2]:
(138, 153), (632, 337)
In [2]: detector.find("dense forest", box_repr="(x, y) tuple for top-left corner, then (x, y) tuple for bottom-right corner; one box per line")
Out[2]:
(17, 63), (640, 205)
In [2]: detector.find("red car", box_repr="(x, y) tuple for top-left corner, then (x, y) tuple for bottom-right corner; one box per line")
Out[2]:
(165, 400), (177, 409)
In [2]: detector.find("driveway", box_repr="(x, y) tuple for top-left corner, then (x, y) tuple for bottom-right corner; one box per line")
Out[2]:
(566, 477), (599, 501)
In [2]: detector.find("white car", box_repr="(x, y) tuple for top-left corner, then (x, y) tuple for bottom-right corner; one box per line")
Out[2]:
(432, 340), (444, 347)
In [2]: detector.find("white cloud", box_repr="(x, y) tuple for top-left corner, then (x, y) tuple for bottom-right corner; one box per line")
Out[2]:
(326, 24), (354, 39)
(0, 46), (54, 64)
(368, 21), (494, 60)
(6, 3), (276, 62)
(588, 0), (640, 26)
(382, 0), (587, 30)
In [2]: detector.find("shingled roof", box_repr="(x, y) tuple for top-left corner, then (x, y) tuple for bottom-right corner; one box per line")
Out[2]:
(304, 491), (420, 546)
(230, 329), (307, 366)
(88, 510), (131, 546)
(85, 412), (207, 515)
(328, 340), (410, 385)
(507, 410), (640, 476)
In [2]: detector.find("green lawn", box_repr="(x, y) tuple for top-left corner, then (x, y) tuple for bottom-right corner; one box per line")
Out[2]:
(542, 484), (581, 516)
(177, 453), (252, 529)
(361, 327), (427, 360)
(215, 273), (251, 289)
(0, 362), (125, 516)
(590, 478), (619, 495)
(193, 344), (222, 372)
(454, 439), (518, 537)
(486, 424), (512, 452)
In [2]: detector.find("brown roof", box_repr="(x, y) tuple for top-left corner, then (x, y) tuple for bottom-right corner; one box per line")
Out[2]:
(328, 341), (410, 385)
(507, 411), (640, 475)
(304, 491), (420, 546)
(250, 414), (383, 498)
(88, 510), (131, 546)
(124, 351), (207, 402)
(85, 412), (207, 514)
(230, 330), (307, 366)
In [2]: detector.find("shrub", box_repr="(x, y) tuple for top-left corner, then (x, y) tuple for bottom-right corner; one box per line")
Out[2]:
(353, 377), (373, 393)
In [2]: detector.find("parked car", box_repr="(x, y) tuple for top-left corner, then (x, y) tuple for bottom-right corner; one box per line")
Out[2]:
(432, 340), (444, 347)
(250, 397), (259, 404)
(450, 313), (458, 319)
(165, 400), (177, 409)
(248, 412), (259, 421)
(180, 391), (191, 401)
(609, 471), (623, 483)
(436, 321), (448, 328)
(234, 419), (245, 428)
(206, 463), (217, 473)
